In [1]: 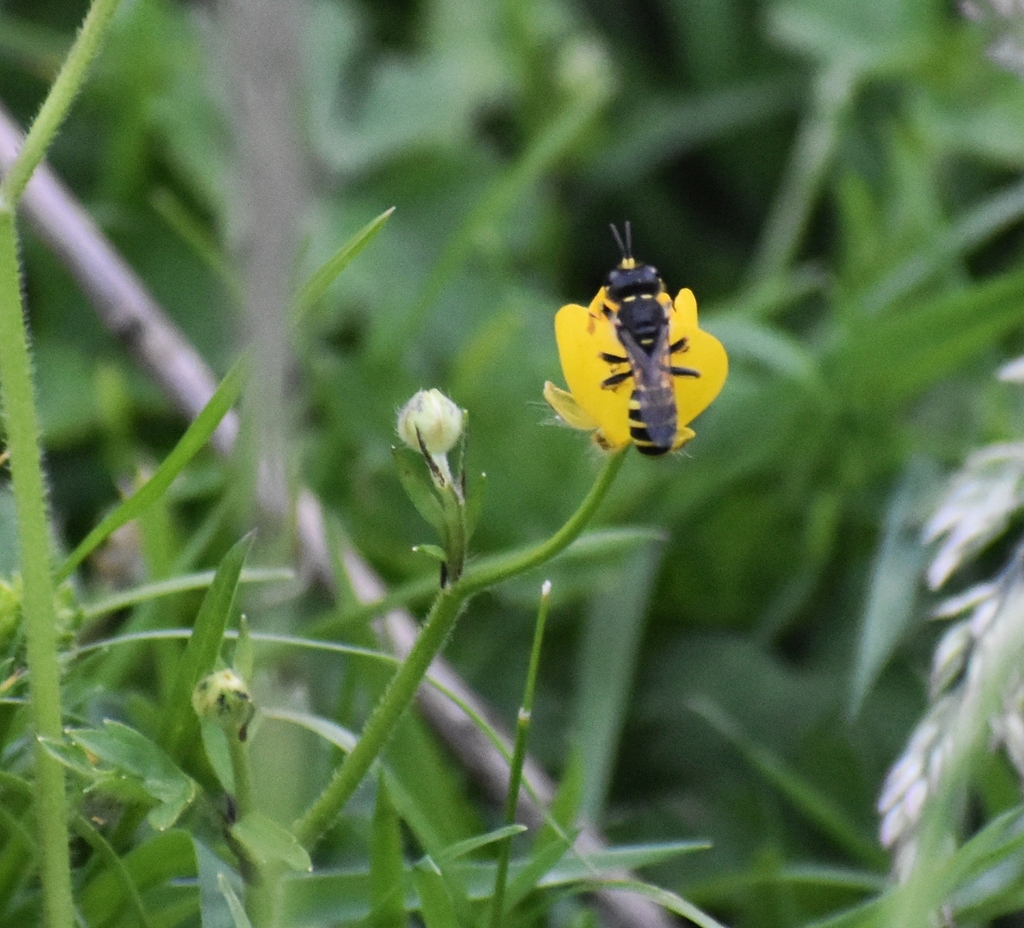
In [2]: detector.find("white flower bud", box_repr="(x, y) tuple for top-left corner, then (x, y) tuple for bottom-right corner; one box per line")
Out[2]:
(397, 389), (463, 456)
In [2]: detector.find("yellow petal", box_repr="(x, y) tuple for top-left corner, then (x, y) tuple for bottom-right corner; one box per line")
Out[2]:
(542, 381), (598, 430)
(669, 293), (728, 429)
(554, 295), (632, 448)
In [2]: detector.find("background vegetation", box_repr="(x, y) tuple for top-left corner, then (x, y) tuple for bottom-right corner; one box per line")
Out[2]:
(4, 0), (1024, 925)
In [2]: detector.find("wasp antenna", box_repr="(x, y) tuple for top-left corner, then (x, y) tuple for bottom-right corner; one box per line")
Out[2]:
(624, 220), (633, 258)
(609, 222), (629, 260)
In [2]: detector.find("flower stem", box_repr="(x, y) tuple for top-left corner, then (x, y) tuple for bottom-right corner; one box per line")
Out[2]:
(292, 447), (628, 850)
(459, 446), (629, 596)
(0, 211), (74, 927)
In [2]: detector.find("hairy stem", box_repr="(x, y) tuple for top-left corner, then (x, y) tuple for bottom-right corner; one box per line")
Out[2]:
(0, 210), (74, 927)
(293, 448), (628, 850)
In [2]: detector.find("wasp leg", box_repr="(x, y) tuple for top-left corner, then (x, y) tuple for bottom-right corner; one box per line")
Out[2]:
(669, 337), (690, 354)
(600, 351), (628, 364)
(668, 366), (700, 378)
(601, 370), (633, 389)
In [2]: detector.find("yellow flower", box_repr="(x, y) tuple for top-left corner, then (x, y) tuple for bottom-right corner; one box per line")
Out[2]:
(545, 286), (727, 453)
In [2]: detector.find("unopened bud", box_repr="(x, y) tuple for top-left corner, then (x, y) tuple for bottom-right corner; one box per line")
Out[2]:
(192, 669), (255, 738)
(397, 389), (463, 456)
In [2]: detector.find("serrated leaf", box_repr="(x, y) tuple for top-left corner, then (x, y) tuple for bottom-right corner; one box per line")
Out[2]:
(231, 812), (311, 873)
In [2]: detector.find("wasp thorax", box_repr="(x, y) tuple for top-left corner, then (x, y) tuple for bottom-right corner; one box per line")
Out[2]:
(605, 263), (664, 301)
(397, 389), (463, 456)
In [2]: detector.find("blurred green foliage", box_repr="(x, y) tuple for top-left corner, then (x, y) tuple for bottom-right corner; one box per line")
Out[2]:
(4, 0), (1024, 925)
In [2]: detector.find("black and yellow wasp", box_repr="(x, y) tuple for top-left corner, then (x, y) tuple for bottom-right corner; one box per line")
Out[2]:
(598, 223), (700, 456)
(547, 222), (727, 454)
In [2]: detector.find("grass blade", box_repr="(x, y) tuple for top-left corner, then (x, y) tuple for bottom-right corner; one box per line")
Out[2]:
(57, 356), (248, 583)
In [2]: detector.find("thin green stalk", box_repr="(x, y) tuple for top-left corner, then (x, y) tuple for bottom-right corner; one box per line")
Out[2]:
(459, 446), (628, 595)
(293, 447), (628, 850)
(490, 580), (551, 928)
(0, 210), (73, 927)
(0, 0), (121, 209)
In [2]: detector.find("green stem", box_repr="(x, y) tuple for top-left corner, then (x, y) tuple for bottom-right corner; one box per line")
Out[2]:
(293, 447), (628, 850)
(459, 446), (628, 596)
(0, 1), (126, 911)
(228, 731), (256, 819)
(227, 726), (278, 928)
(490, 581), (551, 928)
(0, 211), (74, 927)
(292, 587), (467, 848)
(0, 0), (122, 209)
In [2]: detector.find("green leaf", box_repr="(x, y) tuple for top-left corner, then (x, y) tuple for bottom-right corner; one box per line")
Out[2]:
(295, 206), (395, 314)
(78, 829), (196, 926)
(218, 873), (254, 928)
(57, 355), (248, 582)
(79, 567), (293, 621)
(689, 699), (886, 868)
(198, 719), (234, 794)
(849, 456), (936, 715)
(831, 267), (1024, 412)
(413, 859), (459, 928)
(66, 720), (198, 831)
(230, 812), (311, 873)
(370, 774), (408, 928)
(194, 839), (241, 928)
(533, 747), (584, 856)
(587, 879), (729, 928)
(504, 830), (575, 910)
(412, 544), (447, 563)
(539, 841), (712, 883)
(433, 825), (527, 866)
(161, 533), (254, 758)
(261, 707), (357, 753)
(393, 446), (445, 537)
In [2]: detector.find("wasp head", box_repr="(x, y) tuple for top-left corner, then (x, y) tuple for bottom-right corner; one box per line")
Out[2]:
(605, 221), (665, 301)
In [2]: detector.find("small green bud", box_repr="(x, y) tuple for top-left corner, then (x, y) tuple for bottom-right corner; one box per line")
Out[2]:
(192, 669), (255, 739)
(397, 389), (463, 456)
